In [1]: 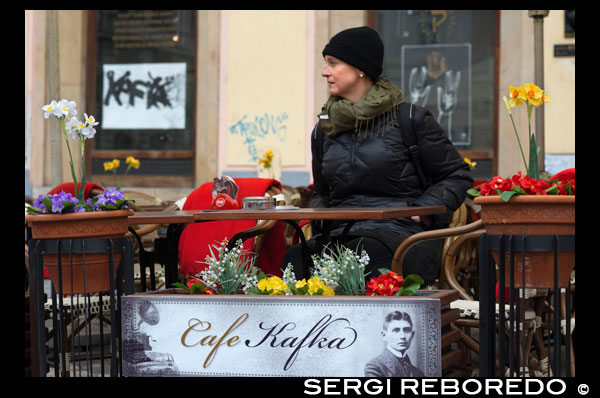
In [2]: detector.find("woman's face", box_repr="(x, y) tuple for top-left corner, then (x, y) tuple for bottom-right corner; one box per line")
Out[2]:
(322, 55), (364, 101)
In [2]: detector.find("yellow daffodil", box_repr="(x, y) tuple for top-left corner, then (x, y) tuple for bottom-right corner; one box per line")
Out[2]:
(463, 157), (477, 170)
(508, 85), (527, 107)
(257, 149), (274, 169)
(522, 83), (551, 108)
(103, 161), (114, 172)
(103, 159), (120, 172)
(503, 83), (551, 180)
(102, 155), (141, 189)
(126, 155), (141, 169)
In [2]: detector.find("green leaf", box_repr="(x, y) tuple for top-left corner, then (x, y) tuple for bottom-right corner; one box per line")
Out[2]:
(499, 190), (518, 202)
(565, 182), (573, 195)
(512, 186), (527, 195)
(403, 274), (424, 286)
(395, 274), (423, 296)
(545, 184), (559, 195)
(529, 135), (539, 180)
(256, 271), (267, 281)
(171, 282), (190, 293)
(246, 286), (258, 295)
(466, 188), (482, 197)
(26, 205), (43, 215)
(190, 282), (207, 294)
(42, 197), (53, 212)
(295, 285), (309, 295)
(378, 268), (391, 275)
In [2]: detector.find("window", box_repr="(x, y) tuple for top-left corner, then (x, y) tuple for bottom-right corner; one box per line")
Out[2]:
(374, 10), (497, 178)
(88, 10), (196, 186)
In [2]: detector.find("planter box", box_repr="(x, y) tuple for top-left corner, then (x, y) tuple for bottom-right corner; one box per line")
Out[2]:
(474, 196), (575, 288)
(121, 289), (459, 377)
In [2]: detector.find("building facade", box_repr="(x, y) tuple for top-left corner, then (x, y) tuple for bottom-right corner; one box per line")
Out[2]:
(25, 10), (575, 201)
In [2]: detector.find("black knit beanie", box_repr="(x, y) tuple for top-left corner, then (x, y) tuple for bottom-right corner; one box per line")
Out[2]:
(322, 26), (384, 82)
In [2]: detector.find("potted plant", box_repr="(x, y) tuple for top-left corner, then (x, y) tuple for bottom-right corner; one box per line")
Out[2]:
(172, 239), (424, 298)
(467, 84), (575, 288)
(25, 99), (133, 294)
(120, 240), (459, 377)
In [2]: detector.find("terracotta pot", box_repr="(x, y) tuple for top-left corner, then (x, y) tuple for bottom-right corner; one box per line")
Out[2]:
(26, 210), (133, 294)
(474, 196), (575, 288)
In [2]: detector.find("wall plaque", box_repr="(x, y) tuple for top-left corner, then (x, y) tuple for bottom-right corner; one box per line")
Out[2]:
(554, 44), (575, 57)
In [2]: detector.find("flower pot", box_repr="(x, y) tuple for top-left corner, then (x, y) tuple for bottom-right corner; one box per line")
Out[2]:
(26, 210), (133, 294)
(474, 196), (575, 288)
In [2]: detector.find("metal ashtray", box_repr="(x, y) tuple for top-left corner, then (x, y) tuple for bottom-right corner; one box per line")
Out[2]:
(242, 196), (276, 210)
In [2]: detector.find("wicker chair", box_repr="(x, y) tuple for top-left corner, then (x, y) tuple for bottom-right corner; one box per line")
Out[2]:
(391, 201), (557, 377)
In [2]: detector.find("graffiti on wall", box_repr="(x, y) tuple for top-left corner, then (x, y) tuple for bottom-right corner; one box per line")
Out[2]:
(229, 112), (289, 162)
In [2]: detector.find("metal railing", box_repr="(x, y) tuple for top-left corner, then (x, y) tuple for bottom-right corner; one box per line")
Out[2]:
(27, 237), (135, 377)
(478, 234), (575, 377)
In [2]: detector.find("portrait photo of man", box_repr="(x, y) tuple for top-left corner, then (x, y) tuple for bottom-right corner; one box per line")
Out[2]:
(364, 310), (424, 377)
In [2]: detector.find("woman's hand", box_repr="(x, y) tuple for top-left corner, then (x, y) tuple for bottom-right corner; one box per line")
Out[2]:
(411, 215), (432, 228)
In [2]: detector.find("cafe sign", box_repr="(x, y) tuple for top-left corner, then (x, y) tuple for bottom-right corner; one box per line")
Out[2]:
(121, 294), (441, 377)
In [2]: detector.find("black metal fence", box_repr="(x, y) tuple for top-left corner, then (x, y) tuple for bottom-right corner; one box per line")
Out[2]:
(27, 237), (134, 377)
(478, 234), (575, 377)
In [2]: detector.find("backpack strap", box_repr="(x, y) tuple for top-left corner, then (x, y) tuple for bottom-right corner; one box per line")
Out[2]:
(398, 102), (430, 189)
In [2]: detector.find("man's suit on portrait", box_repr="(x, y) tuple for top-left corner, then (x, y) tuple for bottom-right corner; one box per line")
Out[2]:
(364, 348), (425, 377)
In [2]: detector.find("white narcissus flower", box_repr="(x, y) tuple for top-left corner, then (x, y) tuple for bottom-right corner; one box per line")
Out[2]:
(84, 113), (99, 128)
(81, 113), (98, 139)
(80, 125), (97, 139)
(59, 99), (77, 116)
(42, 100), (63, 119)
(65, 117), (82, 139)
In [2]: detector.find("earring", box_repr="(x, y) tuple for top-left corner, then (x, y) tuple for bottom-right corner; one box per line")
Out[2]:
(360, 74), (364, 78)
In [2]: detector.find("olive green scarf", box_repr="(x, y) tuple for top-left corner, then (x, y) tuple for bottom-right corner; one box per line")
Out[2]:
(317, 77), (405, 137)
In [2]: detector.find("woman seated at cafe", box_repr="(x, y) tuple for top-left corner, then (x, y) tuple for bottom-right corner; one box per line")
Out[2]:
(283, 26), (473, 285)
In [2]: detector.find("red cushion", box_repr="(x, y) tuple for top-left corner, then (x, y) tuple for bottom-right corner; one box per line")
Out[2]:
(178, 178), (285, 278)
(550, 168), (575, 182)
(47, 182), (104, 200)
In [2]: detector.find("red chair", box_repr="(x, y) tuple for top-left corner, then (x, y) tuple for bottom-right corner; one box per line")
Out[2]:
(26, 183), (105, 281)
(178, 178), (286, 278)
(46, 182), (104, 200)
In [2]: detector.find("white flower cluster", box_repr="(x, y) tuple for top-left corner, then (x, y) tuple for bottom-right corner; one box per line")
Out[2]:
(281, 263), (298, 287)
(194, 239), (259, 295)
(310, 244), (370, 296)
(43, 99), (99, 140)
(241, 274), (259, 294)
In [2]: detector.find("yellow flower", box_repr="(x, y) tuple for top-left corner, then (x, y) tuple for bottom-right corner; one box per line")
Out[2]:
(508, 85), (527, 107)
(307, 277), (334, 296)
(258, 276), (290, 295)
(295, 279), (307, 290)
(463, 157), (477, 170)
(257, 278), (269, 292)
(103, 159), (120, 172)
(126, 156), (141, 169)
(257, 149), (274, 169)
(523, 83), (551, 108)
(503, 83), (551, 180)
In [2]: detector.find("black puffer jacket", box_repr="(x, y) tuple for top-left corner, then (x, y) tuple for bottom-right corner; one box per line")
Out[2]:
(310, 103), (474, 250)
